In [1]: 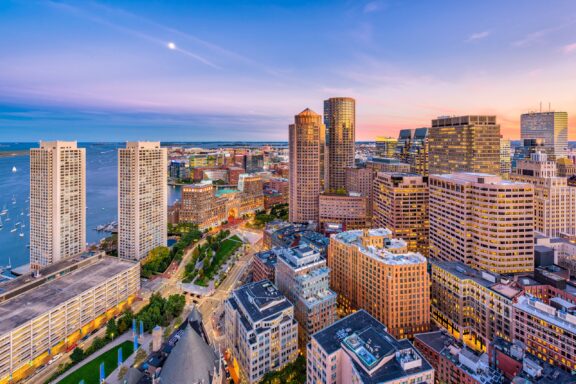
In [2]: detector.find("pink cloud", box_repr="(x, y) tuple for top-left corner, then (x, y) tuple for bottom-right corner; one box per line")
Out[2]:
(563, 43), (576, 54)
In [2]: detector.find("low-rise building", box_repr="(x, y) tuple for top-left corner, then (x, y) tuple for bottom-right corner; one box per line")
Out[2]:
(0, 252), (140, 383)
(263, 221), (329, 255)
(414, 331), (503, 384)
(307, 310), (435, 384)
(224, 280), (298, 384)
(275, 245), (337, 347)
(328, 228), (430, 339)
(252, 248), (279, 283)
(366, 157), (411, 173)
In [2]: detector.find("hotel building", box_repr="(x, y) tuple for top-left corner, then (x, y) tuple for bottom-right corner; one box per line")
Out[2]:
(328, 228), (430, 339)
(224, 280), (298, 383)
(428, 115), (500, 175)
(512, 295), (576, 371)
(179, 175), (264, 230)
(510, 151), (576, 238)
(429, 173), (534, 274)
(521, 111), (569, 160)
(30, 141), (86, 270)
(318, 192), (371, 234)
(274, 245), (337, 347)
(373, 173), (429, 255)
(324, 97), (355, 190)
(289, 108), (325, 223)
(118, 142), (167, 260)
(307, 310), (434, 384)
(0, 252), (139, 383)
(430, 260), (522, 351)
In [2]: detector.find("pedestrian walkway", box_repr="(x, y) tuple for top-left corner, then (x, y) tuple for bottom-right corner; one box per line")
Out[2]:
(51, 332), (133, 383)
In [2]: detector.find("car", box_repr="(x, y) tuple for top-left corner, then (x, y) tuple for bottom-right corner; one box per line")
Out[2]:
(47, 354), (62, 365)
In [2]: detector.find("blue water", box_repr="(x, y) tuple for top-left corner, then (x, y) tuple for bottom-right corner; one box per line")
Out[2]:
(0, 143), (182, 270)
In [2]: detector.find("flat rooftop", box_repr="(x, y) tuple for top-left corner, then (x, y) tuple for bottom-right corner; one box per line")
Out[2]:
(0, 255), (136, 335)
(233, 280), (292, 324)
(514, 296), (576, 334)
(312, 310), (433, 383)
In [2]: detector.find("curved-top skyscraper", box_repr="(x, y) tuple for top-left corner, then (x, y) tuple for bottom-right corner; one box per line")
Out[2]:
(324, 97), (355, 191)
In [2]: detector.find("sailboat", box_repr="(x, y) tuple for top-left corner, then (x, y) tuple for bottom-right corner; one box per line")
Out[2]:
(10, 224), (17, 233)
(6, 258), (11, 270)
(19, 228), (24, 238)
(11, 166), (17, 173)
(0, 205), (7, 215)
(11, 195), (16, 204)
(0, 216), (3, 229)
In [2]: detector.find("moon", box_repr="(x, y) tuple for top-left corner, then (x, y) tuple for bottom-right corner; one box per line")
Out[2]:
(167, 42), (176, 50)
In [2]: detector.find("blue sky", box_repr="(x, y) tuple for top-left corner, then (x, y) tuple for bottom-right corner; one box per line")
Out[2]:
(1, 0), (575, 141)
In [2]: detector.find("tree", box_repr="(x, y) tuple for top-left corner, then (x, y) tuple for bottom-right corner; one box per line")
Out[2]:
(106, 318), (119, 340)
(118, 365), (128, 381)
(134, 348), (148, 366)
(70, 347), (85, 364)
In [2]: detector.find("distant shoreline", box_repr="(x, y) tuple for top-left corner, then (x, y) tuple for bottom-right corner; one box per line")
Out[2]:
(0, 150), (29, 158)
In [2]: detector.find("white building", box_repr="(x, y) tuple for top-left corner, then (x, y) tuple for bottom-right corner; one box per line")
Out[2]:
(118, 142), (167, 260)
(30, 141), (86, 270)
(224, 280), (298, 383)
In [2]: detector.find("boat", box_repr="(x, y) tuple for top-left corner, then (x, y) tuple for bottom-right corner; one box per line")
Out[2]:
(11, 195), (16, 204)
(0, 216), (3, 229)
(0, 205), (7, 215)
(6, 258), (11, 270)
(10, 226), (17, 233)
(11, 166), (17, 173)
(19, 229), (24, 238)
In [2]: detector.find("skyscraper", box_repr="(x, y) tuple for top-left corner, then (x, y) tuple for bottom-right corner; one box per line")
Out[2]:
(521, 111), (568, 160)
(289, 108), (325, 223)
(373, 172), (429, 255)
(500, 137), (511, 175)
(429, 173), (534, 274)
(408, 127), (429, 176)
(30, 141), (86, 270)
(394, 129), (415, 162)
(324, 97), (355, 190)
(118, 142), (167, 260)
(511, 152), (576, 237)
(428, 115), (500, 175)
(375, 136), (397, 158)
(328, 228), (430, 339)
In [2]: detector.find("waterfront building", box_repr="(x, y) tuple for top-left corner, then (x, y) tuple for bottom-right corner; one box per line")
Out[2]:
(307, 310), (435, 384)
(489, 337), (574, 383)
(30, 141), (86, 270)
(511, 152), (576, 237)
(328, 228), (430, 339)
(512, 295), (576, 371)
(375, 136), (397, 159)
(373, 172), (429, 255)
(318, 192), (371, 234)
(521, 111), (568, 160)
(179, 176), (263, 230)
(118, 142), (167, 261)
(0, 252), (139, 383)
(408, 127), (429, 176)
(428, 115), (500, 175)
(168, 159), (190, 180)
(394, 129), (414, 162)
(224, 280), (298, 383)
(414, 331), (503, 384)
(429, 173), (534, 274)
(500, 137), (512, 176)
(274, 245), (337, 346)
(366, 157), (411, 173)
(430, 260), (522, 351)
(289, 108), (325, 223)
(324, 97), (355, 190)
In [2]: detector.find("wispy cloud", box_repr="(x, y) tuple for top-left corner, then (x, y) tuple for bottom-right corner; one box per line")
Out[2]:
(512, 19), (576, 47)
(466, 30), (490, 42)
(363, 1), (386, 14)
(562, 42), (576, 54)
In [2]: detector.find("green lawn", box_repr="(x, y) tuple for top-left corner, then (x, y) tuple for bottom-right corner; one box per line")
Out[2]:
(195, 235), (243, 286)
(58, 341), (134, 384)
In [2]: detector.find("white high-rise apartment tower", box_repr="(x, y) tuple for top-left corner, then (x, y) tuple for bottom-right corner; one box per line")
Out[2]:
(118, 142), (167, 260)
(30, 141), (86, 270)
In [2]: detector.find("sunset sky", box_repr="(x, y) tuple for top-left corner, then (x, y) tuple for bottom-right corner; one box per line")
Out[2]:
(1, 0), (575, 141)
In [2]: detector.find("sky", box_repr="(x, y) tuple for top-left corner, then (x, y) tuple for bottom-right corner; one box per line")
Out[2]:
(1, 0), (575, 142)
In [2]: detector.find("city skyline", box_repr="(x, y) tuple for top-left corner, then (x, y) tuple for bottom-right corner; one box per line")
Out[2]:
(1, 0), (576, 141)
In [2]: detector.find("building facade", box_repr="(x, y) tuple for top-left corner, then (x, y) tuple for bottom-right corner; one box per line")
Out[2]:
(324, 97), (355, 190)
(345, 166), (375, 216)
(30, 141), (86, 270)
(521, 111), (569, 160)
(289, 108), (325, 223)
(318, 193), (371, 234)
(429, 173), (534, 274)
(0, 252), (139, 383)
(511, 152), (576, 237)
(328, 228), (430, 339)
(274, 245), (337, 347)
(307, 310), (435, 384)
(373, 173), (429, 255)
(375, 136), (397, 159)
(224, 280), (298, 383)
(395, 129), (414, 162)
(118, 142), (167, 260)
(428, 115), (500, 175)
(408, 127), (429, 176)
(500, 137), (511, 176)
